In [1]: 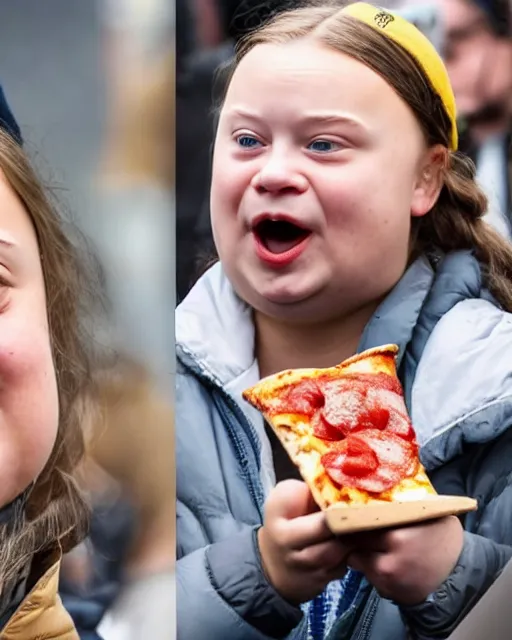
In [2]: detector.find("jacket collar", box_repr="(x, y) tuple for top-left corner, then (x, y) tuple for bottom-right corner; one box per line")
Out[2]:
(2, 549), (78, 639)
(178, 253), (512, 469)
(176, 256), (436, 385)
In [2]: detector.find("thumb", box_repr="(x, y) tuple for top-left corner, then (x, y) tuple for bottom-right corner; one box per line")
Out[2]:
(265, 479), (319, 521)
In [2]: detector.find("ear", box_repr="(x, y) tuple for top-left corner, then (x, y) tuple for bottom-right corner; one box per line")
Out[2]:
(410, 145), (447, 218)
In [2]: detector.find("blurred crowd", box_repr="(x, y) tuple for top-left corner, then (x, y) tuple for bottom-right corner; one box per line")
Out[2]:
(71, 1), (176, 638)
(177, 0), (512, 301)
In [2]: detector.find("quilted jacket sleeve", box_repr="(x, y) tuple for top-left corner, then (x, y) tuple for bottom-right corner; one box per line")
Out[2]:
(400, 428), (512, 639)
(177, 526), (305, 640)
(175, 365), (305, 640)
(400, 532), (512, 639)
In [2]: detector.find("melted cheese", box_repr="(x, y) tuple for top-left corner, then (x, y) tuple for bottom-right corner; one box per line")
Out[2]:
(270, 413), (436, 509)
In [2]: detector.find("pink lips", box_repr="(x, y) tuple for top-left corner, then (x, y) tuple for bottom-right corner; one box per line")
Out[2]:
(253, 232), (311, 267)
(251, 213), (312, 268)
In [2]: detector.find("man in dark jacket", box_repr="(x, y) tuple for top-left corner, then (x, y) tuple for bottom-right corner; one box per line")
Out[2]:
(431, 0), (512, 236)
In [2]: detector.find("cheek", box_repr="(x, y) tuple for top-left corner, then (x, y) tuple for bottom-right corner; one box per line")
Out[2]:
(318, 162), (413, 258)
(211, 154), (252, 246)
(211, 146), (252, 216)
(0, 321), (59, 506)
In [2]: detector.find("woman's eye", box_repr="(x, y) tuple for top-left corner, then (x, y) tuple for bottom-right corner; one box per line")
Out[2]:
(308, 139), (340, 153)
(236, 135), (261, 149)
(0, 274), (11, 289)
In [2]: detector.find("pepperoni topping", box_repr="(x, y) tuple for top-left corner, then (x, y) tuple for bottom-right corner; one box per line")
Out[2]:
(368, 372), (404, 395)
(326, 436), (379, 476)
(321, 381), (367, 435)
(336, 372), (403, 395)
(385, 410), (415, 441)
(272, 379), (325, 416)
(319, 379), (394, 437)
(311, 412), (345, 441)
(357, 407), (391, 432)
(367, 388), (407, 416)
(366, 388), (414, 440)
(272, 372), (403, 419)
(321, 429), (418, 494)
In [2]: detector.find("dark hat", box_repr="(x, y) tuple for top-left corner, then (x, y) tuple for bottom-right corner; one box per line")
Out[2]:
(473, 0), (511, 36)
(0, 86), (22, 145)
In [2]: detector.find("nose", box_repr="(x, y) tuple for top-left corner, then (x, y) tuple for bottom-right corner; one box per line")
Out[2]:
(251, 151), (308, 195)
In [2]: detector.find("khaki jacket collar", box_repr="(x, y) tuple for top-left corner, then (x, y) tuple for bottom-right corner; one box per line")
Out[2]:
(0, 549), (78, 639)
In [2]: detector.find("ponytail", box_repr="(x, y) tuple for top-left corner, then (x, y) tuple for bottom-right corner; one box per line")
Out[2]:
(417, 152), (512, 310)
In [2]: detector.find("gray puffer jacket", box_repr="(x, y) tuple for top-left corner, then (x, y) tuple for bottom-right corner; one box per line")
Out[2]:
(176, 251), (512, 640)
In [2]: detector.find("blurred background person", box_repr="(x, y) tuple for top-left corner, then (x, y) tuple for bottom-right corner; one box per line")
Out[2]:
(90, 3), (175, 636)
(82, 355), (175, 640)
(95, 0), (175, 398)
(176, 0), (232, 301)
(60, 354), (175, 640)
(402, 0), (512, 237)
(176, 0), (295, 302)
(0, 1), (175, 637)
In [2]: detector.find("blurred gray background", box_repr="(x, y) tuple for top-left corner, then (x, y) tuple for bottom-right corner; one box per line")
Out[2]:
(0, 0), (104, 231)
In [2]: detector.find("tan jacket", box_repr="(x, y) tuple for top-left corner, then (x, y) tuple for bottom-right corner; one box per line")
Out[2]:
(0, 553), (78, 640)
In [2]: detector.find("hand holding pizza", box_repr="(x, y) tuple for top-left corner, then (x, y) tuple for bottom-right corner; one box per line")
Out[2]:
(245, 346), (475, 607)
(343, 515), (464, 605)
(257, 479), (353, 605)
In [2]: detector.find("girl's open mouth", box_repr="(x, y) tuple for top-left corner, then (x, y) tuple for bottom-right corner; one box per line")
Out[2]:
(253, 219), (311, 254)
(252, 218), (312, 267)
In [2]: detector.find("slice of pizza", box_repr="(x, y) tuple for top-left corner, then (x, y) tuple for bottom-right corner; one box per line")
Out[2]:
(242, 345), (437, 510)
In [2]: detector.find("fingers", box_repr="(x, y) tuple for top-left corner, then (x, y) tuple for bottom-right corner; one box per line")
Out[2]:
(276, 510), (334, 549)
(342, 516), (455, 553)
(346, 549), (383, 575)
(345, 516), (463, 605)
(265, 480), (319, 520)
(265, 480), (334, 549)
(265, 480), (333, 549)
(292, 538), (354, 571)
(258, 481), (356, 603)
(340, 531), (390, 553)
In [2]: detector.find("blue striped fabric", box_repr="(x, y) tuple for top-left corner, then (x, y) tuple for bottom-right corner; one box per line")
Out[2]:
(303, 570), (364, 639)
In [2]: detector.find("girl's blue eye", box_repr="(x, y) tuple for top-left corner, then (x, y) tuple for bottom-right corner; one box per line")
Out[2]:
(237, 135), (260, 148)
(308, 140), (339, 152)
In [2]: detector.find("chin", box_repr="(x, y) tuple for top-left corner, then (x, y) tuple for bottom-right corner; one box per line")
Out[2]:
(227, 259), (332, 317)
(251, 271), (321, 306)
(251, 285), (333, 325)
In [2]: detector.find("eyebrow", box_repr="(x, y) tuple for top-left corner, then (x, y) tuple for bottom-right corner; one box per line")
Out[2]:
(299, 113), (367, 129)
(227, 107), (367, 130)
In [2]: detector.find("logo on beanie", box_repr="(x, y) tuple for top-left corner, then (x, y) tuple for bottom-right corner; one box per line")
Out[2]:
(374, 10), (394, 29)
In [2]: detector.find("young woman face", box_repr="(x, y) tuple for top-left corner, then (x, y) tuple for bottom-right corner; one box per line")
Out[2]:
(211, 40), (442, 324)
(0, 171), (58, 508)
